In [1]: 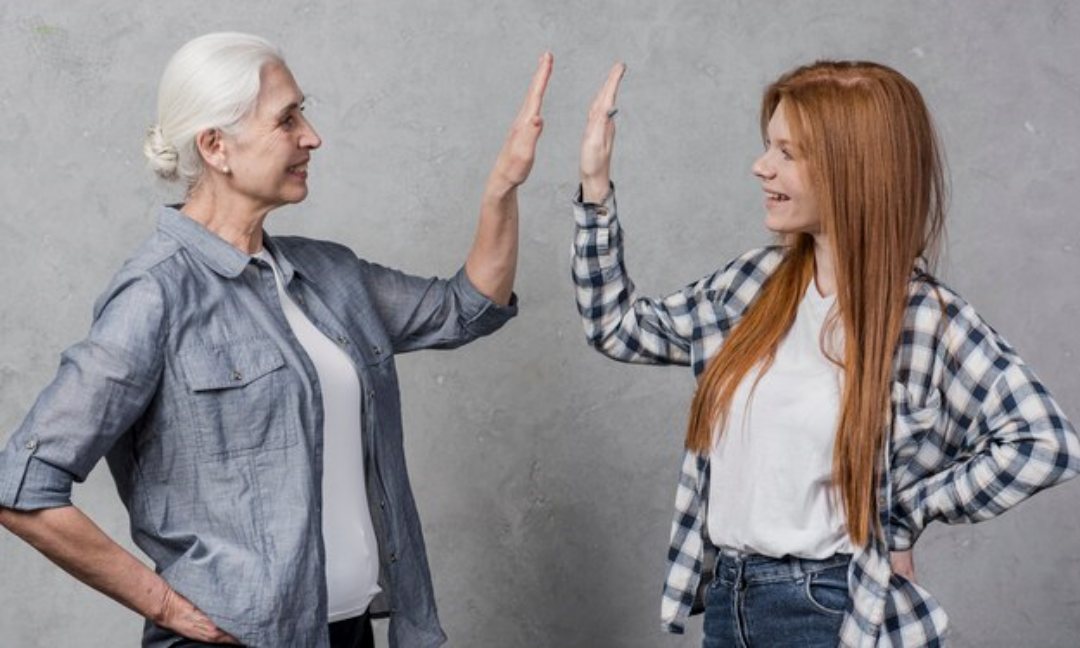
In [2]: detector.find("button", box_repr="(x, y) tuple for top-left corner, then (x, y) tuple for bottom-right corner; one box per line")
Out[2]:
(336, 335), (348, 347)
(379, 500), (387, 510)
(389, 552), (398, 562)
(367, 389), (375, 400)
(295, 294), (305, 305)
(25, 438), (38, 451)
(231, 370), (243, 382)
(878, 495), (888, 508)
(372, 345), (382, 356)
(595, 206), (608, 216)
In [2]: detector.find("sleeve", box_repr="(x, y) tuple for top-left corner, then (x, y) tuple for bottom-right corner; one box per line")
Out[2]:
(570, 184), (724, 368)
(0, 273), (167, 510)
(889, 299), (1080, 548)
(358, 259), (518, 354)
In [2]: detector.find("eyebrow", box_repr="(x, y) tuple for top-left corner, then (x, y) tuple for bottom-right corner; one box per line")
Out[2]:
(273, 95), (306, 120)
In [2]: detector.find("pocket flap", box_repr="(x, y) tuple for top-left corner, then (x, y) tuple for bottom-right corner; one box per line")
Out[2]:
(179, 339), (286, 391)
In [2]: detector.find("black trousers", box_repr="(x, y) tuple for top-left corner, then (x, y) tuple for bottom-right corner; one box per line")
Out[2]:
(328, 612), (375, 648)
(168, 612), (373, 647)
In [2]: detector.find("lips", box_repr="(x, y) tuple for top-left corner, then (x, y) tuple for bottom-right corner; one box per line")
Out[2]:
(287, 160), (309, 179)
(764, 190), (790, 202)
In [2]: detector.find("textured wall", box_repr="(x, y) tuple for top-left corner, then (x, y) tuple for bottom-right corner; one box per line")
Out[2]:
(2, 1), (1078, 646)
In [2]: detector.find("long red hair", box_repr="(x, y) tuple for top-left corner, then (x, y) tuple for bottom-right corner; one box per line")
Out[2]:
(686, 61), (946, 546)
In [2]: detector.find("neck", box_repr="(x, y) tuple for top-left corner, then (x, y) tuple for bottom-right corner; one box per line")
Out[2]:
(181, 181), (271, 254)
(811, 233), (836, 297)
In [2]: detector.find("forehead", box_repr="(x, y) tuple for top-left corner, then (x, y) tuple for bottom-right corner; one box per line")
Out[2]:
(767, 100), (794, 137)
(254, 62), (303, 117)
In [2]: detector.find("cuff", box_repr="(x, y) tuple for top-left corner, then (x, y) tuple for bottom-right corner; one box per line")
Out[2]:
(887, 516), (920, 551)
(453, 267), (519, 336)
(0, 439), (75, 510)
(571, 182), (616, 228)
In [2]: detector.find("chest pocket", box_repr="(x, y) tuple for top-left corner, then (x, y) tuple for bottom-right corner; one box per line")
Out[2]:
(179, 338), (299, 457)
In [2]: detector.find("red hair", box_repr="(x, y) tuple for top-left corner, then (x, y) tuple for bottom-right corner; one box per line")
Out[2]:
(685, 61), (946, 545)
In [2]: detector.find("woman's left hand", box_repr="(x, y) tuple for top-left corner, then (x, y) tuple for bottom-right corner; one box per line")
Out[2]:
(486, 52), (553, 195)
(890, 549), (917, 582)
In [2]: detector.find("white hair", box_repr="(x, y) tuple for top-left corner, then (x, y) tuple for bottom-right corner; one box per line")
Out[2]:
(144, 32), (283, 188)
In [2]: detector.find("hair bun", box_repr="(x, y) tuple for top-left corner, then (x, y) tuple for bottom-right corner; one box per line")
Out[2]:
(144, 125), (179, 180)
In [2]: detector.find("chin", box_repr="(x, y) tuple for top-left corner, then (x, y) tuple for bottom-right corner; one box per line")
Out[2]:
(282, 188), (310, 205)
(764, 214), (815, 236)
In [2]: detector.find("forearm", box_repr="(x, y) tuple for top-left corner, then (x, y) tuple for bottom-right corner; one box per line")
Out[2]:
(464, 179), (519, 306)
(0, 505), (169, 623)
(582, 172), (610, 204)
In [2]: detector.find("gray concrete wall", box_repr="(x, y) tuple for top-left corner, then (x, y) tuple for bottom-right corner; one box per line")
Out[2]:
(1, 1), (1078, 646)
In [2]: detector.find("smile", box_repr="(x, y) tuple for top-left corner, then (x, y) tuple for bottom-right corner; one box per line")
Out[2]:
(287, 162), (308, 178)
(766, 191), (790, 202)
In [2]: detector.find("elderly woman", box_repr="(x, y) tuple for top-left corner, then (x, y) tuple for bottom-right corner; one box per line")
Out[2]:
(0, 33), (551, 648)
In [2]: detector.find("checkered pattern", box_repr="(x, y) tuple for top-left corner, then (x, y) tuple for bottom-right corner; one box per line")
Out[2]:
(571, 188), (1079, 646)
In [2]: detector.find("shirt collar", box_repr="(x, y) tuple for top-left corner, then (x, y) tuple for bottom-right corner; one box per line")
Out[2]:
(262, 235), (301, 285)
(157, 205), (291, 280)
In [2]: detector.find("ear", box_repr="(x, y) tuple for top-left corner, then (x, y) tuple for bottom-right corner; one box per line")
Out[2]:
(194, 128), (228, 173)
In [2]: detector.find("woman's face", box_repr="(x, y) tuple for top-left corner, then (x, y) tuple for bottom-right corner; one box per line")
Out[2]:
(751, 99), (819, 237)
(221, 62), (321, 211)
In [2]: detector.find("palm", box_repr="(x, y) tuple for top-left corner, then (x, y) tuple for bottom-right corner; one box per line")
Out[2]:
(491, 53), (552, 190)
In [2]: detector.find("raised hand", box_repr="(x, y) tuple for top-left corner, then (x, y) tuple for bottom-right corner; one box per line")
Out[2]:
(580, 62), (627, 203)
(487, 52), (553, 194)
(156, 587), (240, 645)
(466, 53), (553, 306)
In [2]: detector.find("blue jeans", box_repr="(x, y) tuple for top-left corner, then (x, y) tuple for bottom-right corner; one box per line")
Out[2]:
(702, 549), (851, 648)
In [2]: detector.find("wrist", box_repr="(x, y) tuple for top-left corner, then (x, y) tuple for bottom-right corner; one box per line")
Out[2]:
(147, 579), (173, 625)
(580, 176), (611, 204)
(482, 177), (518, 205)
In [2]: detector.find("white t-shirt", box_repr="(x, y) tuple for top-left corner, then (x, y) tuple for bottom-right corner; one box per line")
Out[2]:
(257, 249), (381, 621)
(707, 279), (853, 559)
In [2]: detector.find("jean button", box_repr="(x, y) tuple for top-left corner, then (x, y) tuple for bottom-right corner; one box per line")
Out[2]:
(25, 438), (38, 451)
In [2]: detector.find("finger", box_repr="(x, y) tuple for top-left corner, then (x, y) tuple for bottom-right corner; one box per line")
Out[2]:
(601, 62), (627, 107)
(590, 62), (626, 114)
(521, 51), (553, 117)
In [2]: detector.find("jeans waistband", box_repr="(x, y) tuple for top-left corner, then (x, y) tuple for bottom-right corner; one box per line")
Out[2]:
(714, 547), (851, 585)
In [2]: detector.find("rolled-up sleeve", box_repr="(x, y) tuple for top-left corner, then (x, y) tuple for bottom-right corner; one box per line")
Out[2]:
(360, 260), (518, 353)
(0, 272), (166, 510)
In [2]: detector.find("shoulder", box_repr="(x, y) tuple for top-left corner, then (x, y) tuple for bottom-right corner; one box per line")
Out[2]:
(899, 272), (1022, 384)
(91, 231), (180, 319)
(271, 235), (357, 263)
(270, 235), (361, 277)
(699, 245), (786, 305)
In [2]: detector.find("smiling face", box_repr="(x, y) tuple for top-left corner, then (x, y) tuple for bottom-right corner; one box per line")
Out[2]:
(751, 99), (819, 237)
(220, 62), (321, 212)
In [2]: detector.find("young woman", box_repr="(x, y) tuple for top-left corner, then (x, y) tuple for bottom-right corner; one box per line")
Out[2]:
(0, 33), (551, 647)
(572, 61), (1079, 646)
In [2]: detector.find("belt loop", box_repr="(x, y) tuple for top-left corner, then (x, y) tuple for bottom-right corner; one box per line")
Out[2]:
(790, 555), (805, 581)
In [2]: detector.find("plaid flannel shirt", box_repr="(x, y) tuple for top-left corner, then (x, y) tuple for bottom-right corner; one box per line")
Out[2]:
(571, 187), (1080, 647)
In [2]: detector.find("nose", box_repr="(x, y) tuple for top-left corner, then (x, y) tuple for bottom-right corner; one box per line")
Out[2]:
(300, 115), (322, 150)
(751, 151), (774, 180)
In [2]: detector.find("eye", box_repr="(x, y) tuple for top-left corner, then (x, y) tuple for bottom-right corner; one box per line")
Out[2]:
(781, 147), (794, 161)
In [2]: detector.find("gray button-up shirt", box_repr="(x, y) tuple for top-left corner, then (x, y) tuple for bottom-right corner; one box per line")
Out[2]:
(0, 206), (517, 647)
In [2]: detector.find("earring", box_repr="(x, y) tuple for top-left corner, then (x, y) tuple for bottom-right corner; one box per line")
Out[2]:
(221, 165), (230, 174)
